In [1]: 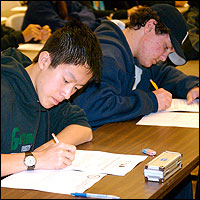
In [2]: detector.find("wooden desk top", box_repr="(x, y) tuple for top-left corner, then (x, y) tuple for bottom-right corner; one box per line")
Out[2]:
(1, 118), (199, 199)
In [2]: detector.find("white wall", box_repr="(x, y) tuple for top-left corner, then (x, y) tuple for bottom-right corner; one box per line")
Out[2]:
(1, 1), (21, 17)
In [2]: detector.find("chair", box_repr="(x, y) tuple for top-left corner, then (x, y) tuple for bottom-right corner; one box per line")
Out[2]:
(5, 13), (25, 31)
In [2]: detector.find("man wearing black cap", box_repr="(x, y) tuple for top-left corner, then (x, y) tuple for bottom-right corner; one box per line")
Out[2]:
(71, 4), (199, 130)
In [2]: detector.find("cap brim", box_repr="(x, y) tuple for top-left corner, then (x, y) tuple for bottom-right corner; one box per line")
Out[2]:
(168, 34), (186, 66)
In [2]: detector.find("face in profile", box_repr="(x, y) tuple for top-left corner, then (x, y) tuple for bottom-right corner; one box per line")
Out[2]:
(36, 63), (93, 109)
(136, 20), (174, 68)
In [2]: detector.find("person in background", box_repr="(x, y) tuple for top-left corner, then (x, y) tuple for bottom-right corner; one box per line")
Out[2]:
(71, 4), (199, 131)
(22, 1), (101, 33)
(1, 19), (102, 177)
(1, 24), (51, 51)
(182, 1), (199, 60)
(79, 1), (141, 20)
(79, 1), (188, 20)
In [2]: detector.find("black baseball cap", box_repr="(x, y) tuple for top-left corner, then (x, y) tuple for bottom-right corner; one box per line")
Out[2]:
(151, 4), (188, 65)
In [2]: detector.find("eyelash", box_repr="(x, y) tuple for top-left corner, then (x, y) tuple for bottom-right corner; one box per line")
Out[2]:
(64, 78), (68, 83)
(64, 78), (79, 90)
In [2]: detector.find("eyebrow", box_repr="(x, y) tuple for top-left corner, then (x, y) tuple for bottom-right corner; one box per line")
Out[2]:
(67, 71), (85, 86)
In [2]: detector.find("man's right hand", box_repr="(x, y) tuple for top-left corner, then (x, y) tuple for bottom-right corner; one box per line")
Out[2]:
(34, 143), (76, 170)
(152, 88), (172, 111)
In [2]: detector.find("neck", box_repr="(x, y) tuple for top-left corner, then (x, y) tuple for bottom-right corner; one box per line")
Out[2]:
(123, 27), (143, 57)
(25, 63), (39, 91)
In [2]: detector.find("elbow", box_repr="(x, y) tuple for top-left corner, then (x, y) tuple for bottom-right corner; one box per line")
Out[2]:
(87, 128), (93, 142)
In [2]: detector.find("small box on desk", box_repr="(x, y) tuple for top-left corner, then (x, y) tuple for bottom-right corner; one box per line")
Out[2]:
(144, 151), (182, 183)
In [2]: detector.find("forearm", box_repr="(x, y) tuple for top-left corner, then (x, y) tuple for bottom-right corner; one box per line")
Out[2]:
(1, 32), (24, 51)
(1, 153), (26, 177)
(35, 124), (92, 151)
(2, 142), (77, 177)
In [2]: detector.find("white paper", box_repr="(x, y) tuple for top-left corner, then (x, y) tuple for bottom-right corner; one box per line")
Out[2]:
(166, 99), (199, 112)
(11, 6), (27, 11)
(65, 150), (147, 176)
(1, 170), (105, 195)
(136, 111), (199, 128)
(18, 43), (44, 51)
(1, 150), (147, 195)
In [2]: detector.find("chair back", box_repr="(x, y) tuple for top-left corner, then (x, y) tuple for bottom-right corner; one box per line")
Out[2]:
(5, 13), (25, 31)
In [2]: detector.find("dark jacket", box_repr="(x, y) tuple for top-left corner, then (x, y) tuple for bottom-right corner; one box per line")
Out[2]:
(1, 48), (91, 154)
(22, 1), (101, 32)
(71, 20), (199, 130)
(1, 25), (25, 51)
(79, 1), (132, 19)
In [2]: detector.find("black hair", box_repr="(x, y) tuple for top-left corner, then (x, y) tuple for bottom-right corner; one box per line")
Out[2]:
(33, 19), (102, 83)
(126, 6), (170, 35)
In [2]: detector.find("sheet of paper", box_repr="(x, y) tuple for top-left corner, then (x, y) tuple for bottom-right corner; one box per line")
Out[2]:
(1, 170), (105, 195)
(11, 6), (27, 11)
(166, 99), (199, 112)
(65, 150), (147, 176)
(18, 43), (44, 51)
(136, 111), (199, 128)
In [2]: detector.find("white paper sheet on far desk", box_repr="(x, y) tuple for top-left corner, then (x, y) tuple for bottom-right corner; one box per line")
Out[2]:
(136, 111), (199, 128)
(136, 98), (199, 128)
(18, 43), (44, 51)
(1, 169), (106, 195)
(65, 150), (147, 176)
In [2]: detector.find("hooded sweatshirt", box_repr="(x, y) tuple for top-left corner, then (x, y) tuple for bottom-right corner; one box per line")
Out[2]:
(71, 20), (199, 130)
(1, 48), (91, 154)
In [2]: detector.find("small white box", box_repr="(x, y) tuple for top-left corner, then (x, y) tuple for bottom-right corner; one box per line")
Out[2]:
(144, 151), (182, 183)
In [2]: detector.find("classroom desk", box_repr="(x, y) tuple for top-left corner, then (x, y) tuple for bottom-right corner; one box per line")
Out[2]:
(1, 118), (199, 199)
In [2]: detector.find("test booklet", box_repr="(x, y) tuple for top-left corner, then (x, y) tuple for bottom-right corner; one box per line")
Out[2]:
(1, 169), (106, 195)
(1, 150), (147, 194)
(65, 150), (147, 176)
(137, 98), (199, 128)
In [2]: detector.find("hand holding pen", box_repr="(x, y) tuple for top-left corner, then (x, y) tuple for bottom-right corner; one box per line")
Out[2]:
(33, 133), (76, 170)
(150, 79), (172, 111)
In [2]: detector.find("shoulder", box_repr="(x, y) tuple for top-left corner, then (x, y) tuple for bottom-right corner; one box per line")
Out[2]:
(1, 76), (16, 107)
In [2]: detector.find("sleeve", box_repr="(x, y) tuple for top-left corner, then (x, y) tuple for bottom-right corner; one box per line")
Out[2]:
(68, 1), (100, 31)
(1, 76), (16, 153)
(185, 7), (199, 52)
(71, 56), (158, 129)
(150, 63), (199, 99)
(78, 1), (127, 19)
(1, 25), (25, 51)
(49, 101), (91, 134)
(22, 1), (67, 33)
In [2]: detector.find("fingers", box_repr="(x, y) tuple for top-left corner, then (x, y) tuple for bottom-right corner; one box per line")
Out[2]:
(41, 25), (51, 41)
(22, 24), (42, 42)
(186, 87), (199, 104)
(22, 24), (51, 42)
(52, 143), (76, 168)
(36, 143), (76, 170)
(153, 88), (172, 111)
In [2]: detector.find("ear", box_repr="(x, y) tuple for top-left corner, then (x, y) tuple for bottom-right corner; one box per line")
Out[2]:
(38, 51), (51, 70)
(144, 19), (156, 34)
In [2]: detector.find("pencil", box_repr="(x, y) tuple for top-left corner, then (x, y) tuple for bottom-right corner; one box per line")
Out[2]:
(150, 79), (158, 90)
(52, 133), (59, 143)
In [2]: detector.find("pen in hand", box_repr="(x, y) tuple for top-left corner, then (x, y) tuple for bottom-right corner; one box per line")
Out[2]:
(71, 192), (120, 199)
(52, 133), (59, 143)
(150, 79), (158, 90)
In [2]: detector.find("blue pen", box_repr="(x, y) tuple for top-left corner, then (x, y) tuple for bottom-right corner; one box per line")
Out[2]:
(71, 192), (120, 199)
